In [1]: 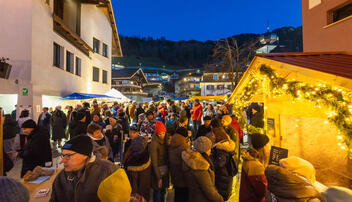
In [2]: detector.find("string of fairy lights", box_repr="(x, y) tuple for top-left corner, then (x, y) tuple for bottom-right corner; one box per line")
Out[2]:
(232, 64), (352, 158)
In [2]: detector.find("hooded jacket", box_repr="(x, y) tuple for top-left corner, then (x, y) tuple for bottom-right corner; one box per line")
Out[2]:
(182, 149), (224, 202)
(239, 149), (267, 202)
(19, 127), (52, 177)
(168, 131), (190, 188)
(50, 157), (116, 202)
(211, 139), (236, 201)
(265, 165), (322, 202)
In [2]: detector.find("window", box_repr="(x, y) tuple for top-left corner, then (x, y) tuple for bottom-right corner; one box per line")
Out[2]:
(53, 43), (63, 68)
(66, 51), (74, 73)
(93, 67), (99, 82)
(75, 57), (81, 76)
(207, 85), (214, 90)
(195, 84), (200, 88)
(227, 85), (233, 90)
(93, 38), (100, 53)
(213, 75), (218, 81)
(103, 43), (108, 57)
(123, 80), (128, 84)
(102, 70), (108, 84)
(217, 85), (224, 90)
(333, 3), (352, 23)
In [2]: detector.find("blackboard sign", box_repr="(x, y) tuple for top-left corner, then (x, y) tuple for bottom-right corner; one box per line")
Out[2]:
(269, 146), (288, 165)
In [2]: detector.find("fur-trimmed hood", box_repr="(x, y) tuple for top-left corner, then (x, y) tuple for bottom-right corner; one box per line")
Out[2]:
(170, 133), (188, 148)
(182, 149), (209, 171)
(214, 139), (235, 152)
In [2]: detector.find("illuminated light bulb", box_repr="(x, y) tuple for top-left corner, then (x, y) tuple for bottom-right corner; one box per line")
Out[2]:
(296, 119), (299, 122)
(341, 146), (346, 150)
(338, 89), (342, 92)
(318, 105), (322, 109)
(337, 136), (343, 140)
(315, 88), (319, 91)
(295, 124), (299, 127)
(283, 84), (288, 89)
(346, 118), (350, 121)
(338, 131), (341, 134)
(338, 142), (342, 146)
(324, 120), (329, 124)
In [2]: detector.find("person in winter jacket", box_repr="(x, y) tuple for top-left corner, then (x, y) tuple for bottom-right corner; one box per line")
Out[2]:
(69, 110), (87, 139)
(168, 117), (191, 202)
(191, 99), (203, 140)
(210, 129), (236, 201)
(165, 113), (177, 135)
(250, 103), (264, 128)
(129, 101), (137, 124)
(204, 104), (215, 117)
(51, 106), (67, 148)
(182, 136), (224, 202)
(90, 100), (101, 115)
(239, 133), (270, 202)
(3, 114), (17, 152)
(140, 110), (156, 138)
(105, 117), (124, 162)
(196, 115), (212, 139)
(17, 109), (31, 151)
(87, 123), (113, 160)
(117, 112), (129, 137)
(230, 115), (243, 141)
(150, 121), (169, 202)
(50, 135), (117, 202)
(265, 156), (322, 202)
(38, 107), (51, 131)
(221, 115), (238, 143)
(91, 112), (106, 130)
(135, 104), (145, 123)
(123, 135), (151, 201)
(19, 119), (52, 177)
(82, 102), (92, 125)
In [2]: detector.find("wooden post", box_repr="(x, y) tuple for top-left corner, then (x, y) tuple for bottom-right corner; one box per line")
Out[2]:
(0, 110), (3, 176)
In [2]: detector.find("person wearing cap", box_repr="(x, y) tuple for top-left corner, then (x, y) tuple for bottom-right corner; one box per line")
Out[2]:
(191, 99), (203, 140)
(104, 117), (123, 162)
(82, 102), (92, 125)
(150, 121), (169, 202)
(196, 115), (212, 139)
(123, 135), (151, 201)
(87, 123), (113, 161)
(239, 133), (270, 202)
(110, 102), (119, 118)
(123, 124), (140, 158)
(19, 119), (52, 177)
(182, 136), (224, 202)
(0, 176), (30, 202)
(90, 100), (101, 115)
(91, 112), (106, 130)
(168, 116), (190, 202)
(69, 109), (87, 139)
(50, 135), (117, 202)
(140, 110), (156, 138)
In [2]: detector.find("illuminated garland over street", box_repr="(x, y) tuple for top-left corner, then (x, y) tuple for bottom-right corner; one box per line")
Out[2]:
(233, 64), (352, 158)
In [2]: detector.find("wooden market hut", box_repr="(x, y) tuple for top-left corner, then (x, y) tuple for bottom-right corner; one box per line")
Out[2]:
(228, 52), (352, 187)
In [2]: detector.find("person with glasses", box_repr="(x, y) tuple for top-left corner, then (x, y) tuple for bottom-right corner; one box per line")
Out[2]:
(50, 135), (117, 202)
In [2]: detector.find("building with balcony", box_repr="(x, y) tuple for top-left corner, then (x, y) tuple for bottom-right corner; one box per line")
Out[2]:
(111, 68), (149, 102)
(0, 0), (122, 120)
(200, 72), (239, 96)
(175, 72), (202, 97)
(303, 0), (352, 52)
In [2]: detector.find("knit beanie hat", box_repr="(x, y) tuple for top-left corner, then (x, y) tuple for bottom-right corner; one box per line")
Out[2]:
(251, 133), (269, 150)
(97, 168), (132, 202)
(176, 126), (188, 138)
(279, 156), (316, 184)
(0, 176), (30, 202)
(194, 136), (212, 153)
(155, 121), (166, 134)
(62, 135), (93, 157)
(21, 119), (36, 129)
(222, 115), (232, 126)
(131, 136), (148, 154)
(322, 186), (352, 202)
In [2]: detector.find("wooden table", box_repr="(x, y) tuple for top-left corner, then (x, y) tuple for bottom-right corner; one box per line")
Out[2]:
(23, 169), (62, 202)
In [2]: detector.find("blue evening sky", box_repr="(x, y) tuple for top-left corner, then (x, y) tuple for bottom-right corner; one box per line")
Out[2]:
(112, 0), (302, 41)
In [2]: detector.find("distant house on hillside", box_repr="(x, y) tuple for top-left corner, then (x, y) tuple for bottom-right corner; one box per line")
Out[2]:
(111, 68), (149, 102)
(200, 72), (239, 96)
(175, 72), (202, 97)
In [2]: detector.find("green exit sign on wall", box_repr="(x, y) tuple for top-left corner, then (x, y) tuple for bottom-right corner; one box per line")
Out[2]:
(22, 88), (29, 96)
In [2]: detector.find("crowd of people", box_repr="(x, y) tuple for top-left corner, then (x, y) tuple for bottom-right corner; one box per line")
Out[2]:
(1, 99), (352, 202)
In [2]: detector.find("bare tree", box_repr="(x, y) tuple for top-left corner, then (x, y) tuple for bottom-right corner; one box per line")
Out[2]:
(211, 37), (259, 90)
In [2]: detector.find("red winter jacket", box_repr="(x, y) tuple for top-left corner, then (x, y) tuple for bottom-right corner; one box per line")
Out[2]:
(230, 118), (243, 141)
(191, 104), (203, 121)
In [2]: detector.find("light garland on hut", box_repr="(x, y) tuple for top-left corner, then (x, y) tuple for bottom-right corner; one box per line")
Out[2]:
(233, 64), (352, 158)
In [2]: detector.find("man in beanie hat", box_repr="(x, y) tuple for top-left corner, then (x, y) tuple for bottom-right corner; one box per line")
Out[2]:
(50, 135), (117, 202)
(191, 99), (203, 140)
(239, 133), (270, 202)
(196, 115), (212, 139)
(182, 136), (224, 202)
(19, 119), (52, 177)
(0, 176), (30, 202)
(150, 121), (169, 202)
(69, 109), (87, 139)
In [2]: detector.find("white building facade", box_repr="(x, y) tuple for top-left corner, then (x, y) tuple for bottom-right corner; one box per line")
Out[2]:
(200, 72), (236, 96)
(0, 0), (122, 120)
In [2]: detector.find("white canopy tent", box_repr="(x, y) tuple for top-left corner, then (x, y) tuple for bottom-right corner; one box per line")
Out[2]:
(105, 89), (131, 102)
